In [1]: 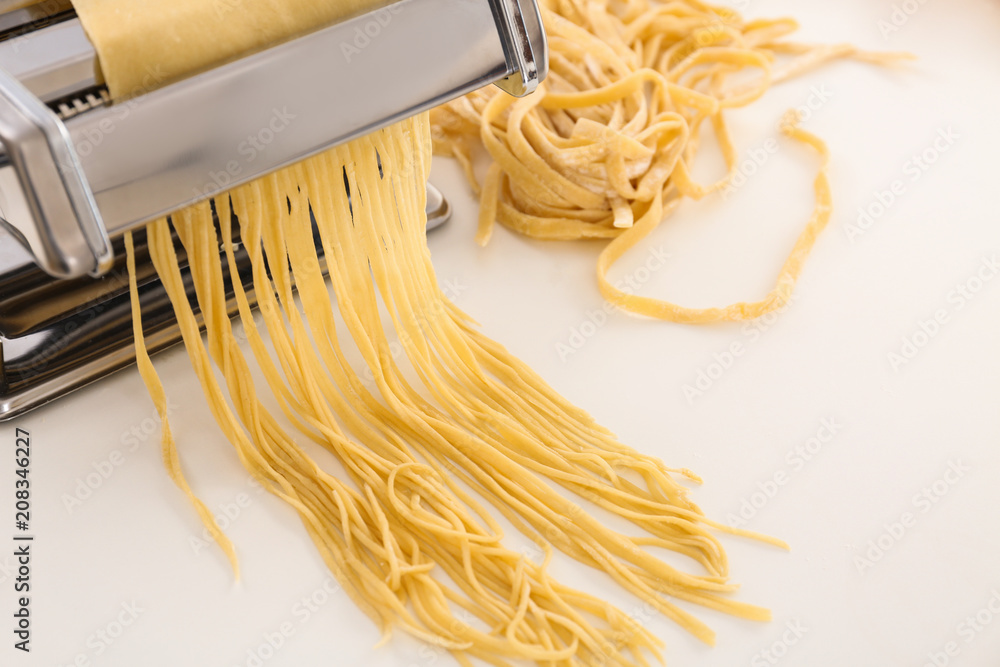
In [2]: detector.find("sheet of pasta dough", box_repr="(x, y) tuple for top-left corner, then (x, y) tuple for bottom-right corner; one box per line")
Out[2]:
(71, 0), (383, 98)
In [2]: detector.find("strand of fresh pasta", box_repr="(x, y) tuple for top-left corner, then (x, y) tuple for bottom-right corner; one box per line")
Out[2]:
(123, 231), (240, 577)
(98, 0), (817, 660)
(431, 0), (912, 324)
(302, 116), (759, 630)
(324, 117), (786, 625)
(323, 116), (777, 625)
(124, 112), (786, 664)
(127, 118), (682, 665)
(223, 161), (661, 663)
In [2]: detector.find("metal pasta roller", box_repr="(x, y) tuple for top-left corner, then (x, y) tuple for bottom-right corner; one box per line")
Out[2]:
(0, 0), (547, 419)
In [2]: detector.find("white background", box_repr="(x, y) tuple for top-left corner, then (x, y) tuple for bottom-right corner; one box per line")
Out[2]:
(4, 0), (1000, 665)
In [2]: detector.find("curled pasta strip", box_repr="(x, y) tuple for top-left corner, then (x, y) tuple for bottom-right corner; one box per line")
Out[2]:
(91, 0), (812, 663)
(124, 114), (785, 664)
(432, 0), (912, 324)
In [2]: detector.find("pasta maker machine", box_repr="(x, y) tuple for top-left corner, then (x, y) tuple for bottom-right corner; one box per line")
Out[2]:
(0, 0), (546, 419)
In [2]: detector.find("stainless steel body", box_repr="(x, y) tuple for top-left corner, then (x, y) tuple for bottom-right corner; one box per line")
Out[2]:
(0, 0), (548, 419)
(0, 0), (546, 278)
(0, 188), (451, 420)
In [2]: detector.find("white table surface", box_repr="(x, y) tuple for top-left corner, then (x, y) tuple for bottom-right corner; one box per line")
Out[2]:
(5, 0), (1000, 665)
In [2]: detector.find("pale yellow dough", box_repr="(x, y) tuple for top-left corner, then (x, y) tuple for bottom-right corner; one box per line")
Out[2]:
(71, 0), (786, 664)
(432, 0), (911, 324)
(73, 0), (381, 97)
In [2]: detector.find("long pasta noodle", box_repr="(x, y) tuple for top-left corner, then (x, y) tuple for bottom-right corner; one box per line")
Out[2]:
(431, 0), (912, 323)
(123, 115), (785, 664)
(72, 0), (797, 663)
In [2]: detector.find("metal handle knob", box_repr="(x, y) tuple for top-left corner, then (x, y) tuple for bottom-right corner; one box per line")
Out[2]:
(0, 67), (112, 279)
